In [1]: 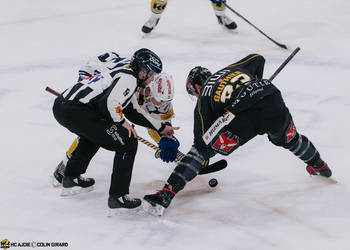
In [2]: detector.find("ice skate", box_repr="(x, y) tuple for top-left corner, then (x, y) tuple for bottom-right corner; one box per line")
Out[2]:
(216, 15), (237, 30)
(61, 176), (95, 196)
(107, 194), (142, 217)
(306, 159), (332, 178)
(108, 194), (141, 209)
(52, 161), (65, 187)
(143, 185), (175, 216)
(142, 16), (160, 33)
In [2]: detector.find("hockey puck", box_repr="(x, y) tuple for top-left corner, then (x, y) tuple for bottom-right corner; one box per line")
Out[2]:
(208, 178), (218, 188)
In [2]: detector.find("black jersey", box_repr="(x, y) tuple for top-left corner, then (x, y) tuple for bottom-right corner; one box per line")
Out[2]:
(193, 54), (279, 150)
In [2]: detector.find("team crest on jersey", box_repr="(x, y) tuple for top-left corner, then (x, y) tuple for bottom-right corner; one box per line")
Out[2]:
(211, 131), (239, 155)
(286, 121), (297, 143)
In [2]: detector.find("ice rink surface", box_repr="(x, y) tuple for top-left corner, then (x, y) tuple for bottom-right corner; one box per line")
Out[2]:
(1, 0), (350, 249)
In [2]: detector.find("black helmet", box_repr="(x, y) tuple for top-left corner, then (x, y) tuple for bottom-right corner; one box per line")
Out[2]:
(186, 66), (212, 96)
(130, 48), (162, 84)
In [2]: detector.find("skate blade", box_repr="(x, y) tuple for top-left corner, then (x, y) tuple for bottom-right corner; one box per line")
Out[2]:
(106, 206), (146, 218)
(60, 186), (94, 197)
(51, 176), (62, 188)
(142, 200), (165, 216)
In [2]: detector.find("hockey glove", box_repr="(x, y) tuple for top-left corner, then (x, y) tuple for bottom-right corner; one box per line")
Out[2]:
(158, 136), (180, 163)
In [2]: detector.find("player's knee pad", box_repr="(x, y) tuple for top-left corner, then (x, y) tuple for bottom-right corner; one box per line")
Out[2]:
(268, 114), (297, 148)
(151, 0), (168, 15)
(167, 147), (205, 189)
(147, 129), (161, 143)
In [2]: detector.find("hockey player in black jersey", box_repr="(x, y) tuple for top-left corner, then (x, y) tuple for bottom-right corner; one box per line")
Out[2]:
(143, 54), (332, 215)
(52, 48), (179, 210)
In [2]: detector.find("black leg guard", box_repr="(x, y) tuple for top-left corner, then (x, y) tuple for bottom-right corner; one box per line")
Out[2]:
(287, 134), (320, 166)
(268, 117), (321, 166)
(143, 147), (206, 212)
(167, 146), (206, 193)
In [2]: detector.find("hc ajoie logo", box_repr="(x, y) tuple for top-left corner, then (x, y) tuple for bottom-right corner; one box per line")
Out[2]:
(1, 239), (10, 249)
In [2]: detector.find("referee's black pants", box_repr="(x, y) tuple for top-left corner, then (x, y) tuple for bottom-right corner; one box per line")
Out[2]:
(53, 97), (138, 196)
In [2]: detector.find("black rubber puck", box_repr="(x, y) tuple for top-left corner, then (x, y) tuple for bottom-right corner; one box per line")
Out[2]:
(208, 178), (218, 187)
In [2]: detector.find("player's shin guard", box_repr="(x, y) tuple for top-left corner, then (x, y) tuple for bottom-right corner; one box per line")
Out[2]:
(143, 147), (205, 213)
(287, 134), (320, 166)
(167, 146), (206, 193)
(272, 132), (332, 177)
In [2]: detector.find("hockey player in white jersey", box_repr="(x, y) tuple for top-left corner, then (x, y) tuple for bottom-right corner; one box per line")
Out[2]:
(142, 0), (237, 34)
(52, 49), (179, 210)
(136, 72), (175, 142)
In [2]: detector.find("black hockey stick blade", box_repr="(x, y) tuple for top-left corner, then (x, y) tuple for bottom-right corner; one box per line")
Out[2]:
(198, 159), (228, 175)
(223, 1), (287, 49)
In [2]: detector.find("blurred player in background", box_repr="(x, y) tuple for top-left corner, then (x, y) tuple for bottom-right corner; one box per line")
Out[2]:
(142, 0), (237, 34)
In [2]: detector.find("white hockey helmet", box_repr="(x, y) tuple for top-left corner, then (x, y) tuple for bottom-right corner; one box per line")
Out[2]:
(148, 72), (174, 103)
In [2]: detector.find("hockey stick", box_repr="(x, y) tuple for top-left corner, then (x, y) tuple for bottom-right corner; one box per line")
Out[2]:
(269, 47), (300, 81)
(45, 86), (228, 174)
(223, 1), (288, 49)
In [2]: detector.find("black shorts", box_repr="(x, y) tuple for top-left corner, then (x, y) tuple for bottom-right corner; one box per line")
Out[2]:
(226, 91), (290, 146)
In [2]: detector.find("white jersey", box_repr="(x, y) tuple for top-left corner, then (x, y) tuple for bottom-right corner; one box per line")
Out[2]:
(77, 52), (125, 81)
(62, 52), (164, 130)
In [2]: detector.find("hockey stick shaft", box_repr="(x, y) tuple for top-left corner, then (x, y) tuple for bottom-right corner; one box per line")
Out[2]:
(223, 1), (287, 49)
(269, 47), (300, 81)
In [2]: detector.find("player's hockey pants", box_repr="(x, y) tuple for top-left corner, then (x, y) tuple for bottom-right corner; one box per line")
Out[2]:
(223, 91), (322, 166)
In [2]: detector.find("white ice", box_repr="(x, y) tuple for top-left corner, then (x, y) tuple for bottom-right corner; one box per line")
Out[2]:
(1, 0), (350, 249)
